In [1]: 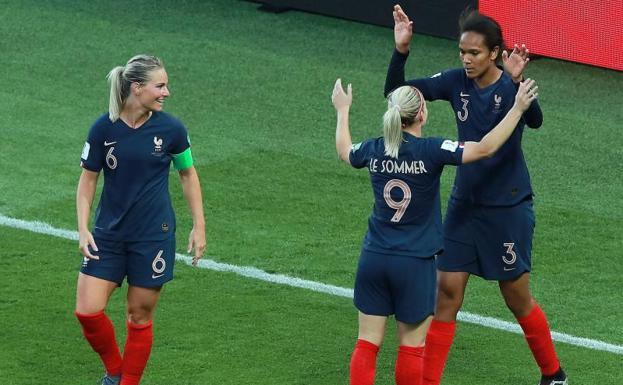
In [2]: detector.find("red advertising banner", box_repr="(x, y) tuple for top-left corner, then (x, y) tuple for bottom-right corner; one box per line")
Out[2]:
(479, 1), (623, 71)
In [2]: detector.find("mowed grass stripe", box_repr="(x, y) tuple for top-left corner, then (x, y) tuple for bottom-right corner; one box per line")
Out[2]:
(2, 213), (622, 356)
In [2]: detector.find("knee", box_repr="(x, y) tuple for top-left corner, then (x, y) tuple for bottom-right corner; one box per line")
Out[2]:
(126, 303), (154, 324)
(434, 282), (465, 321)
(502, 292), (535, 318)
(437, 282), (464, 308)
(75, 303), (106, 315)
(357, 330), (385, 347)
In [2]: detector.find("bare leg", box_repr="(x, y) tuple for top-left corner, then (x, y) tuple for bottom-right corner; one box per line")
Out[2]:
(434, 271), (470, 322)
(357, 312), (388, 346)
(76, 272), (118, 314)
(396, 316), (432, 347)
(126, 285), (162, 324)
(498, 272), (535, 318)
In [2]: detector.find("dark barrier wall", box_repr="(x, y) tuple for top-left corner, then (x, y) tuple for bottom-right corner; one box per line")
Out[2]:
(480, 1), (622, 72)
(252, 0), (477, 39)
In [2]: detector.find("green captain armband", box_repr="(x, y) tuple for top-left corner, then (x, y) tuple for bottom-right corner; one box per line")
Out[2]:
(172, 147), (194, 170)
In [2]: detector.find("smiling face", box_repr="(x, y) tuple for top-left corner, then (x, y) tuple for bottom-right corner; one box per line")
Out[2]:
(459, 31), (499, 79)
(134, 68), (170, 111)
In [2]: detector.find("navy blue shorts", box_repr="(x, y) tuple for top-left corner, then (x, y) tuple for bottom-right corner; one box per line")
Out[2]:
(80, 235), (176, 288)
(439, 198), (534, 280)
(354, 250), (436, 324)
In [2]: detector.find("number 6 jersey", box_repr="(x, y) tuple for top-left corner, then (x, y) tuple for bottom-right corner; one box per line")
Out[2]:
(80, 111), (191, 242)
(350, 132), (463, 258)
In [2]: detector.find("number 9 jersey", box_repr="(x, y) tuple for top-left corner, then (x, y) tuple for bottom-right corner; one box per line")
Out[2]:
(349, 132), (463, 258)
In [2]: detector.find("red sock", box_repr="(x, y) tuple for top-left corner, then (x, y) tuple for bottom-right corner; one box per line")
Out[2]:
(75, 311), (122, 376)
(350, 339), (379, 385)
(121, 320), (154, 385)
(422, 320), (456, 385)
(517, 304), (560, 376)
(395, 345), (424, 385)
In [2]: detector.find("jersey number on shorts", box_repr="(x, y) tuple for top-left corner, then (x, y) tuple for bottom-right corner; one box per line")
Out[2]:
(502, 242), (517, 265)
(152, 249), (166, 277)
(383, 179), (412, 222)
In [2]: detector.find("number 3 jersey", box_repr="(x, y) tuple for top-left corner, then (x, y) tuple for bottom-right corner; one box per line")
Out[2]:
(350, 132), (463, 258)
(385, 49), (543, 206)
(80, 111), (191, 241)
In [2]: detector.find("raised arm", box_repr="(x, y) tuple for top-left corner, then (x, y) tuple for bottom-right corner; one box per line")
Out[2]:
(462, 79), (538, 163)
(385, 5), (413, 97)
(394, 5), (413, 55)
(502, 44), (543, 128)
(502, 44), (530, 83)
(332, 79), (353, 164)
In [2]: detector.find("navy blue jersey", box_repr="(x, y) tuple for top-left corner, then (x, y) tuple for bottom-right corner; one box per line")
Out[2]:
(350, 132), (463, 258)
(385, 49), (543, 206)
(80, 111), (190, 241)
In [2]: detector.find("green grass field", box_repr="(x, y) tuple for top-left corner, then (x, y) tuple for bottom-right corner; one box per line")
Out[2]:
(0, 1), (621, 384)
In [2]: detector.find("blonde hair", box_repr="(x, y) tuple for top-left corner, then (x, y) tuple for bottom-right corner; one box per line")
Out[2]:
(382, 86), (425, 158)
(106, 55), (164, 122)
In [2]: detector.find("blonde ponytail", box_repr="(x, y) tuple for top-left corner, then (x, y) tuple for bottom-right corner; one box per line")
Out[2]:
(383, 105), (403, 158)
(107, 66), (125, 122)
(382, 86), (425, 158)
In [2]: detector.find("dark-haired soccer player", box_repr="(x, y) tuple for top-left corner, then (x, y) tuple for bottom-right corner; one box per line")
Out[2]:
(385, 5), (567, 385)
(332, 76), (537, 385)
(76, 54), (206, 385)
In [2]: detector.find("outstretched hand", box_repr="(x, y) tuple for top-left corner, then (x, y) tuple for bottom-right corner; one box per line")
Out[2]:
(393, 4), (413, 54)
(332, 78), (352, 111)
(514, 78), (538, 112)
(502, 44), (530, 83)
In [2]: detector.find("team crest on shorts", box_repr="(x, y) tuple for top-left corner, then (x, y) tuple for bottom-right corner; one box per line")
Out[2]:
(161, 222), (169, 232)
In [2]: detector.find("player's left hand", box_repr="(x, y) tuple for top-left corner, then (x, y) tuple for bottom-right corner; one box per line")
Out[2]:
(502, 43), (530, 83)
(514, 78), (538, 112)
(187, 227), (206, 266)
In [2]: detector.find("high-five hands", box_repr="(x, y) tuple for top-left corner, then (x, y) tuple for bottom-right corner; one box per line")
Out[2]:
(332, 78), (353, 112)
(393, 5), (413, 54)
(514, 78), (538, 112)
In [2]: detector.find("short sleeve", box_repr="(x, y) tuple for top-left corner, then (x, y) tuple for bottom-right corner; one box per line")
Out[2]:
(169, 121), (191, 155)
(428, 137), (464, 167)
(348, 139), (373, 169)
(80, 119), (106, 172)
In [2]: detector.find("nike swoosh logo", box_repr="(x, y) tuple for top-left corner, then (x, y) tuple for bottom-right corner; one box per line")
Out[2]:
(104, 141), (117, 146)
(152, 273), (164, 279)
(503, 267), (516, 271)
(460, 92), (470, 97)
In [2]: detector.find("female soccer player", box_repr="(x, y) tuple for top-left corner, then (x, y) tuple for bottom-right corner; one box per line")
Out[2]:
(385, 5), (567, 385)
(332, 76), (537, 385)
(75, 55), (206, 385)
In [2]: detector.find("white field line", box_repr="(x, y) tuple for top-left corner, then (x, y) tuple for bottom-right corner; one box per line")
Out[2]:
(2, 213), (622, 355)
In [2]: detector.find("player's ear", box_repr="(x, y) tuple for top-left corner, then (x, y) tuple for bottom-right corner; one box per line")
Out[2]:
(491, 46), (500, 61)
(131, 82), (142, 95)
